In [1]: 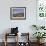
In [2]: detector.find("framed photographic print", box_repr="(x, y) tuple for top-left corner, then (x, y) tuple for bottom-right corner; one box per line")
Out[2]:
(10, 7), (26, 20)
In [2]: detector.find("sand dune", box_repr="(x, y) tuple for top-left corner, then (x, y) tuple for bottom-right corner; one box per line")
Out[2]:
(13, 13), (24, 17)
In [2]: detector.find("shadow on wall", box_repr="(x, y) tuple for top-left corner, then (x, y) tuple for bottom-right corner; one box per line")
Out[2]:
(2, 28), (11, 34)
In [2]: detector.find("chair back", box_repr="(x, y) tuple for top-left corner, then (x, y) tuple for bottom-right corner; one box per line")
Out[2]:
(11, 27), (18, 34)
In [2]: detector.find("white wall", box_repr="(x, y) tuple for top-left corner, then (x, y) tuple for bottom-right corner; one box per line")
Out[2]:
(0, 0), (37, 42)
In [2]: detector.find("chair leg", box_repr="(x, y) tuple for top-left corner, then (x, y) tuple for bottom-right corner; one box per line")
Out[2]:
(4, 41), (7, 46)
(4, 33), (7, 46)
(16, 34), (18, 46)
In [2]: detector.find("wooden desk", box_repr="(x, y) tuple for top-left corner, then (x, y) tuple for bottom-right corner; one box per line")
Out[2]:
(4, 33), (30, 46)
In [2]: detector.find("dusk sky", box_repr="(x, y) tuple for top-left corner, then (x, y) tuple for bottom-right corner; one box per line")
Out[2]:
(13, 8), (24, 14)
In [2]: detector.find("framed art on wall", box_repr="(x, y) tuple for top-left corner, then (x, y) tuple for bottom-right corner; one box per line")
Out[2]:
(10, 7), (26, 20)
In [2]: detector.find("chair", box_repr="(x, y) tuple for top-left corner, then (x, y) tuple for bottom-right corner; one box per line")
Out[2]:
(18, 33), (30, 46)
(4, 27), (19, 46)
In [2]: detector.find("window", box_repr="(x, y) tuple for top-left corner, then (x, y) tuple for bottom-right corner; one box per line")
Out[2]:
(37, 0), (46, 18)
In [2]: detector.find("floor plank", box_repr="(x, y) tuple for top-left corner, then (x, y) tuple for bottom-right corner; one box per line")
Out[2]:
(0, 42), (46, 46)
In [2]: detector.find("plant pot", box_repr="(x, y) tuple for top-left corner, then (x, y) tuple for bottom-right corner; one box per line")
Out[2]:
(40, 38), (45, 43)
(37, 39), (40, 43)
(37, 39), (44, 44)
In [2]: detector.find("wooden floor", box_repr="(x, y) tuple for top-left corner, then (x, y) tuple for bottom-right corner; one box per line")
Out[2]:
(0, 42), (46, 46)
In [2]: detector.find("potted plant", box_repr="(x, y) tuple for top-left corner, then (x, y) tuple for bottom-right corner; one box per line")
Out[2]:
(33, 32), (46, 43)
